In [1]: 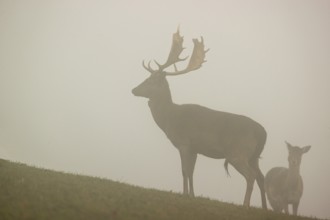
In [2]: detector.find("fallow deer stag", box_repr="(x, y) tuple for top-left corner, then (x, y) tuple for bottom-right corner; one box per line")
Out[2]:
(132, 28), (267, 209)
(265, 142), (311, 215)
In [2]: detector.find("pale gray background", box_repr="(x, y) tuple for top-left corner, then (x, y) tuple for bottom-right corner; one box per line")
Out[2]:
(0, 0), (329, 219)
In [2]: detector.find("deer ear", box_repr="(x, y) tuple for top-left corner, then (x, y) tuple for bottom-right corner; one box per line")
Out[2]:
(285, 141), (293, 151)
(302, 145), (311, 154)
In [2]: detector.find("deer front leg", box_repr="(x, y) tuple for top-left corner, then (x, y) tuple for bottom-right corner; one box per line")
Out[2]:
(188, 153), (197, 196)
(292, 202), (299, 215)
(179, 147), (197, 197)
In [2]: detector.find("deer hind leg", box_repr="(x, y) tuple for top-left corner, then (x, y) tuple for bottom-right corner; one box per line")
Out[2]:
(230, 159), (256, 207)
(284, 204), (289, 214)
(179, 147), (197, 197)
(250, 159), (267, 209)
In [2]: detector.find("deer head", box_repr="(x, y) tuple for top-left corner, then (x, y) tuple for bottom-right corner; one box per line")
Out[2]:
(132, 28), (209, 101)
(285, 141), (311, 170)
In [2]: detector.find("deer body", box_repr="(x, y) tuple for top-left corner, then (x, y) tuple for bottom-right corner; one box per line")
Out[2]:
(132, 29), (267, 209)
(265, 142), (311, 215)
(149, 100), (264, 160)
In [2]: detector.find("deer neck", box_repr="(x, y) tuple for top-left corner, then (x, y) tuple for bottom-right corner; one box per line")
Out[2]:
(148, 91), (174, 133)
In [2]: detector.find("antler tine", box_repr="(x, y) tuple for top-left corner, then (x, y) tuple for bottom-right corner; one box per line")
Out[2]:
(142, 60), (158, 74)
(165, 36), (209, 76)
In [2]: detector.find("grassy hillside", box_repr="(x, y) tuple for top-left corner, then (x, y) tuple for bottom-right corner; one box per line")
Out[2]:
(0, 159), (319, 220)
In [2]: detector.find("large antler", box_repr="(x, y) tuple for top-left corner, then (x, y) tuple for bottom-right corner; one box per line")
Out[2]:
(142, 28), (209, 76)
(165, 36), (209, 76)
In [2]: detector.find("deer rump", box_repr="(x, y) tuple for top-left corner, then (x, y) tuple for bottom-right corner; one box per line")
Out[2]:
(151, 102), (266, 161)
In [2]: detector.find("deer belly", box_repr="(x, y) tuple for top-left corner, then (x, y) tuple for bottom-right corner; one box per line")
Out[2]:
(167, 131), (225, 158)
(191, 135), (225, 158)
(197, 148), (225, 159)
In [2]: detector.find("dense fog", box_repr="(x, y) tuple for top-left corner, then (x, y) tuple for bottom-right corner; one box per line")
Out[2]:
(0, 0), (329, 218)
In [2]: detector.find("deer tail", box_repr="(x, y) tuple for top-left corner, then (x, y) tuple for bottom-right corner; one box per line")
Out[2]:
(224, 159), (231, 177)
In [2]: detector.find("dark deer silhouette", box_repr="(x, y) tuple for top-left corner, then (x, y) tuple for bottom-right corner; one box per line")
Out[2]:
(265, 142), (311, 215)
(132, 28), (267, 209)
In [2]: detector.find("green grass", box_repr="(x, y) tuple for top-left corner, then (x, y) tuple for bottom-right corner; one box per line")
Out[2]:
(0, 158), (319, 220)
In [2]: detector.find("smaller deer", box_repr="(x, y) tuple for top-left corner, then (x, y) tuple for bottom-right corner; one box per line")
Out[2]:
(265, 142), (311, 215)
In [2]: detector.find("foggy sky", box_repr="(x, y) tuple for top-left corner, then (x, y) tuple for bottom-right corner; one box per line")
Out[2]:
(0, 0), (329, 218)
